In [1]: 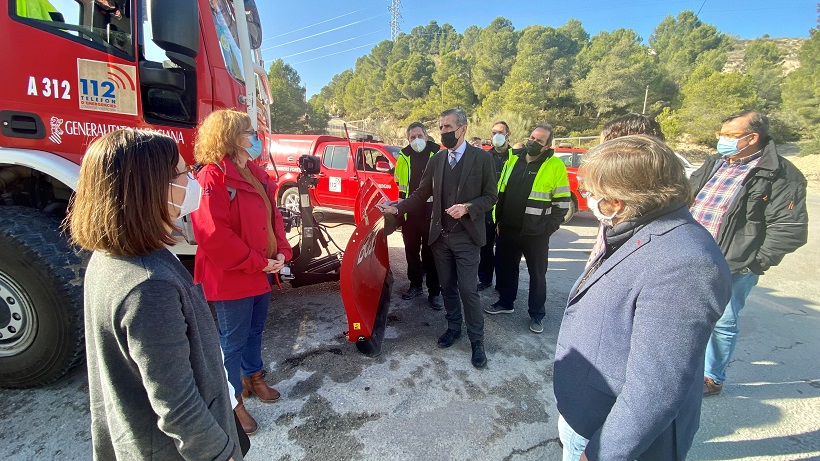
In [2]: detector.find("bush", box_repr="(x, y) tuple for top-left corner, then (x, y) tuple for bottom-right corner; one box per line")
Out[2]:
(799, 138), (820, 157)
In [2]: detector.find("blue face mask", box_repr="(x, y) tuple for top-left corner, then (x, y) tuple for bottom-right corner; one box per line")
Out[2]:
(246, 133), (263, 159)
(716, 134), (751, 157)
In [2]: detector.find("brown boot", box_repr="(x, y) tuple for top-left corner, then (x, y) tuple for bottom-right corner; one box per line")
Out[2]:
(703, 377), (723, 396)
(234, 396), (258, 435)
(240, 376), (253, 398)
(244, 370), (280, 403)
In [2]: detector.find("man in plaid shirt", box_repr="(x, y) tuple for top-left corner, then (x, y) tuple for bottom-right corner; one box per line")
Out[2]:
(690, 110), (808, 397)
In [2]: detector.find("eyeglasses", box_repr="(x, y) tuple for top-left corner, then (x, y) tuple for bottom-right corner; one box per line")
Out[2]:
(243, 129), (257, 136)
(173, 164), (197, 178)
(578, 188), (592, 199)
(715, 131), (751, 139)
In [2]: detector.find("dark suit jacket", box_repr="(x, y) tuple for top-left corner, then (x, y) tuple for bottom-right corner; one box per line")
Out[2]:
(554, 206), (731, 461)
(397, 143), (498, 247)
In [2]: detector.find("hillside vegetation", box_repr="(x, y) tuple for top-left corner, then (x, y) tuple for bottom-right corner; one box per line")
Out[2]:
(269, 8), (820, 154)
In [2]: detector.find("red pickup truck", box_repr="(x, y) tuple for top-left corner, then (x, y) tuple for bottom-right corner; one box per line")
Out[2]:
(263, 134), (401, 213)
(553, 147), (589, 223)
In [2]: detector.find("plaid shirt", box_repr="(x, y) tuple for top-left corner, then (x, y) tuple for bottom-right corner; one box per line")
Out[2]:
(690, 151), (763, 240)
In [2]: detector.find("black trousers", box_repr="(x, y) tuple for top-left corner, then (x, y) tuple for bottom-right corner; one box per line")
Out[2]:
(478, 216), (497, 285)
(495, 225), (549, 321)
(402, 214), (440, 295)
(431, 231), (484, 341)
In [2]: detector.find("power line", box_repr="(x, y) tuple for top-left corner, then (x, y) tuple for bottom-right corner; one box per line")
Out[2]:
(279, 29), (389, 59)
(696, 0), (707, 16)
(261, 13), (389, 52)
(290, 42), (382, 65)
(262, 9), (368, 42)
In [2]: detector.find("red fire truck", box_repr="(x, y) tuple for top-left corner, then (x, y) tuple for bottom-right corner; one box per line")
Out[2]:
(0, 0), (274, 387)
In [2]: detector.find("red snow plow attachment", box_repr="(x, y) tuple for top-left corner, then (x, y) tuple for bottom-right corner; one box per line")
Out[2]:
(341, 178), (395, 357)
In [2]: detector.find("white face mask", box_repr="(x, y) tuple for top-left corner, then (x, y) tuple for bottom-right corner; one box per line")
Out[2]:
(168, 173), (201, 217)
(586, 195), (617, 227)
(410, 138), (427, 153)
(492, 133), (507, 148)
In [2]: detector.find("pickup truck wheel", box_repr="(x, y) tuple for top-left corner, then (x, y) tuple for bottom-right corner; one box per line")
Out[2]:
(280, 187), (300, 214)
(563, 196), (578, 224)
(0, 207), (85, 388)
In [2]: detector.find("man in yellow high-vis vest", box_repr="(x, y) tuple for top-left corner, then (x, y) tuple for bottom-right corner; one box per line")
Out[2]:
(394, 122), (442, 309)
(485, 124), (571, 334)
(478, 121), (513, 291)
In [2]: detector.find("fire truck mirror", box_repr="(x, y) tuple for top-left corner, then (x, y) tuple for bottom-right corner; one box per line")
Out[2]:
(244, 0), (263, 49)
(150, 0), (199, 60)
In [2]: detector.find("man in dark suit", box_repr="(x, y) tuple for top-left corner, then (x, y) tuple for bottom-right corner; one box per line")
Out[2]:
(379, 108), (498, 368)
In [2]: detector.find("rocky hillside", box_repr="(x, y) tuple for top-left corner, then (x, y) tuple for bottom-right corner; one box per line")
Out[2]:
(724, 37), (805, 75)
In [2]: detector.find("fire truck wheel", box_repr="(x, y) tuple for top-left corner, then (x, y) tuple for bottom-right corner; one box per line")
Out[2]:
(0, 207), (85, 388)
(563, 196), (577, 224)
(280, 186), (300, 214)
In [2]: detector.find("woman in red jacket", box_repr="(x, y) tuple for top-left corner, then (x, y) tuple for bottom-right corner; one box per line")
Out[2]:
(191, 110), (292, 435)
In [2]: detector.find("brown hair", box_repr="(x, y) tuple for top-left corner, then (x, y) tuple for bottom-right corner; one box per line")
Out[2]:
(67, 129), (180, 256)
(579, 135), (690, 220)
(194, 109), (251, 165)
(601, 113), (665, 141)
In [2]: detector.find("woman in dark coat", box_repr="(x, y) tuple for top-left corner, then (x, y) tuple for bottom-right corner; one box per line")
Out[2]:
(554, 135), (732, 461)
(68, 129), (242, 461)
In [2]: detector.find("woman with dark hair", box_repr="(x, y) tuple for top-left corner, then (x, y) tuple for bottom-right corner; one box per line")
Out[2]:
(191, 109), (292, 434)
(553, 135), (731, 461)
(68, 129), (242, 460)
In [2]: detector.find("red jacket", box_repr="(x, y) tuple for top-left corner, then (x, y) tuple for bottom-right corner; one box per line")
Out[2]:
(191, 158), (292, 301)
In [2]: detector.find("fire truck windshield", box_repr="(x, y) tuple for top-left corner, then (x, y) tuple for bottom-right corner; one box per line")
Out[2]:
(209, 0), (245, 83)
(14, 0), (134, 57)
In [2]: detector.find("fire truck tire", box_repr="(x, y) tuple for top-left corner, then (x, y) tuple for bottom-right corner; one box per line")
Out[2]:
(0, 207), (85, 388)
(279, 186), (300, 213)
(563, 196), (577, 224)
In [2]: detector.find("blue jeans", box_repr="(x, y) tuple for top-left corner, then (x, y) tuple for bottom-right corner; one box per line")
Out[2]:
(558, 413), (589, 461)
(704, 269), (759, 384)
(214, 292), (271, 397)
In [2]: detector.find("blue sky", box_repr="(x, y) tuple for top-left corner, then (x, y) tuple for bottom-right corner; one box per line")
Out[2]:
(256, 0), (817, 97)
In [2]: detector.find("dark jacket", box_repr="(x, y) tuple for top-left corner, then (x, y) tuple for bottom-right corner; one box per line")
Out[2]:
(84, 249), (242, 461)
(689, 140), (808, 274)
(397, 142), (498, 247)
(485, 146), (512, 224)
(554, 206), (731, 461)
(495, 149), (571, 236)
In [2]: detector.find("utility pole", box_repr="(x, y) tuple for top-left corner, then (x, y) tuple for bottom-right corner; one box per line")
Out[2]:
(390, 0), (402, 41)
(642, 86), (649, 114)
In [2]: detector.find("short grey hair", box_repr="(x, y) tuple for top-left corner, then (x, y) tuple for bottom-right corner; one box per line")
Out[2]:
(406, 121), (427, 137)
(579, 135), (690, 220)
(441, 108), (467, 127)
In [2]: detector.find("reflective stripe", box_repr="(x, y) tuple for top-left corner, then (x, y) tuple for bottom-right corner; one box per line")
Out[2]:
(398, 184), (408, 192)
(529, 191), (551, 200)
(525, 207), (543, 216)
(552, 186), (570, 195)
(556, 202), (571, 209)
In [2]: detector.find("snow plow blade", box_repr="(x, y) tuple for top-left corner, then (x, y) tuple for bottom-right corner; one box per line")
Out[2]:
(341, 178), (394, 357)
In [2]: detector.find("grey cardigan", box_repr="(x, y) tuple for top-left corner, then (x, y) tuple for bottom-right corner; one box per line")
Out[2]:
(84, 249), (242, 461)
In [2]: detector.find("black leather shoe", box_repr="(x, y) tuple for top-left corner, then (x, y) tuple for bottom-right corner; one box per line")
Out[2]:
(471, 340), (487, 368)
(401, 287), (423, 300)
(437, 329), (462, 348)
(477, 282), (492, 291)
(428, 294), (443, 310)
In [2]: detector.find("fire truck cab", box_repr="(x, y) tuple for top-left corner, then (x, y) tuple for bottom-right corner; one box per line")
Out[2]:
(0, 0), (272, 387)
